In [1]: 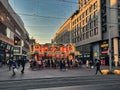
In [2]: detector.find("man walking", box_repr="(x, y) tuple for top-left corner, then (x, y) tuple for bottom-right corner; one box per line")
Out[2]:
(21, 57), (26, 74)
(7, 58), (12, 70)
(95, 59), (102, 75)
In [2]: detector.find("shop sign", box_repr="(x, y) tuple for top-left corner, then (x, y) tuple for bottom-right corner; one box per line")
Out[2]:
(101, 51), (108, 54)
(94, 52), (98, 57)
(101, 43), (108, 47)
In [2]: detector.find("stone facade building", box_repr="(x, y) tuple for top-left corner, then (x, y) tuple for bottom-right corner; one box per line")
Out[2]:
(53, 0), (120, 66)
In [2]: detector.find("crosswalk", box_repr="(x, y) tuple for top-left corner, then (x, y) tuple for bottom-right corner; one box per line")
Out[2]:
(0, 75), (120, 90)
(29, 82), (120, 90)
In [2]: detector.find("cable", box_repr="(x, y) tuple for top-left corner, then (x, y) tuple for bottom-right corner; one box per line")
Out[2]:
(54, 0), (78, 4)
(17, 13), (67, 20)
(9, 0), (77, 20)
(25, 25), (56, 27)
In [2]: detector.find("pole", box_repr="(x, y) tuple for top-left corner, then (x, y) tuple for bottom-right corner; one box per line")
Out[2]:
(108, 0), (112, 72)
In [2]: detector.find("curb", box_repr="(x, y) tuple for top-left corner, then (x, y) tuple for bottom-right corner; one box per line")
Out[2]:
(114, 69), (120, 75)
(101, 69), (109, 75)
(101, 69), (120, 75)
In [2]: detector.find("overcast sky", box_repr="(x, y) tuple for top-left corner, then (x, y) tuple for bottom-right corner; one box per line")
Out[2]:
(9, 0), (78, 44)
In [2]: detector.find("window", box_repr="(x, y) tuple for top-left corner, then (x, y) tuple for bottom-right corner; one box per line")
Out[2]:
(90, 29), (93, 37)
(83, 33), (85, 40)
(94, 1), (97, 9)
(86, 32), (89, 39)
(94, 19), (98, 27)
(102, 25), (107, 32)
(101, 0), (106, 4)
(91, 21), (94, 28)
(14, 47), (20, 54)
(94, 27), (98, 35)
(89, 5), (92, 12)
(94, 10), (98, 18)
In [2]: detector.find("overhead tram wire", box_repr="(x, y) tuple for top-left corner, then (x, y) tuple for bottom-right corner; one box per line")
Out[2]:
(35, 0), (78, 4)
(25, 25), (56, 27)
(53, 0), (78, 4)
(17, 13), (67, 20)
(11, 0), (77, 20)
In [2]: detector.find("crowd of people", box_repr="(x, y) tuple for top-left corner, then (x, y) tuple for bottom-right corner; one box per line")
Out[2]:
(0, 57), (103, 75)
(29, 58), (95, 70)
(29, 58), (103, 74)
(0, 57), (26, 76)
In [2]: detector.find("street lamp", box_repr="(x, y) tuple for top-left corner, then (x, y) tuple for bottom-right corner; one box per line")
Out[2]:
(108, 0), (112, 73)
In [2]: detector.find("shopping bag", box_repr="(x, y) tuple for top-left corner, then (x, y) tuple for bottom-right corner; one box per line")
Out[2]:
(91, 66), (94, 69)
(14, 68), (18, 72)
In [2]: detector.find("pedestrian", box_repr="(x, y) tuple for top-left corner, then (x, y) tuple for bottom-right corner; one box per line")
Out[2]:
(32, 60), (36, 70)
(78, 59), (82, 68)
(12, 60), (17, 76)
(7, 58), (12, 70)
(21, 58), (26, 74)
(1, 59), (6, 66)
(37, 60), (42, 69)
(17, 59), (21, 68)
(95, 59), (102, 75)
(89, 60), (93, 69)
(86, 60), (89, 68)
(60, 59), (63, 71)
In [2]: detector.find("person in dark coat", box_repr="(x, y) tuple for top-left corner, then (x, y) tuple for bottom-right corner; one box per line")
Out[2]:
(8, 58), (12, 70)
(60, 59), (64, 71)
(17, 59), (21, 68)
(21, 58), (26, 74)
(95, 60), (102, 75)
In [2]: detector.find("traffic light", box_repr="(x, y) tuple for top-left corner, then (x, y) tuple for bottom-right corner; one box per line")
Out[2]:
(14, 38), (20, 45)
(14, 39), (18, 45)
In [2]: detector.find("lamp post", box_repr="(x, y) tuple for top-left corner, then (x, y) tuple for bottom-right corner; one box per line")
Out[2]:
(108, 0), (112, 73)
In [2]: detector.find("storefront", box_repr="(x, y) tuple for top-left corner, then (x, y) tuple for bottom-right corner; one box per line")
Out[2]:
(0, 40), (14, 61)
(76, 44), (92, 64)
(100, 40), (109, 65)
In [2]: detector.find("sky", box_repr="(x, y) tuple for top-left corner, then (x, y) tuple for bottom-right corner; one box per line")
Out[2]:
(8, 0), (78, 44)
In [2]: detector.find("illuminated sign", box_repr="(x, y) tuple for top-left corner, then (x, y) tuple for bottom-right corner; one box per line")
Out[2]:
(101, 44), (108, 47)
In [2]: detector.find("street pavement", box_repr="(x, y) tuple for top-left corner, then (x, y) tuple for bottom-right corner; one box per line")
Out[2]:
(0, 63), (120, 81)
(0, 63), (120, 90)
(0, 74), (120, 90)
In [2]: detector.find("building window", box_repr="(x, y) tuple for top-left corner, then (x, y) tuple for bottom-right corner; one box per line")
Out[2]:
(94, 27), (98, 35)
(90, 30), (93, 37)
(86, 32), (89, 39)
(83, 33), (85, 40)
(94, 10), (98, 18)
(89, 5), (92, 12)
(94, 1), (98, 9)
(102, 25), (107, 32)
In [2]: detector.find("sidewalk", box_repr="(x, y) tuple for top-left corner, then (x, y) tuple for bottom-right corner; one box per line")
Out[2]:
(0, 63), (120, 81)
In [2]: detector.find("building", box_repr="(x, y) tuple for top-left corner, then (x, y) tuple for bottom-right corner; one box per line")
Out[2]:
(0, 0), (30, 61)
(28, 38), (36, 59)
(53, 0), (120, 66)
(53, 18), (71, 44)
